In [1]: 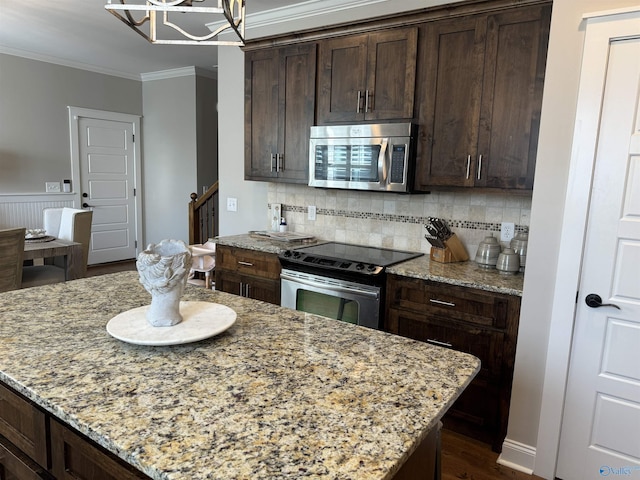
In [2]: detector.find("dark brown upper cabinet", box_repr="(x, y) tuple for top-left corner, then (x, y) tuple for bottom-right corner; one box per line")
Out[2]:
(415, 4), (551, 191)
(317, 28), (418, 124)
(244, 43), (316, 183)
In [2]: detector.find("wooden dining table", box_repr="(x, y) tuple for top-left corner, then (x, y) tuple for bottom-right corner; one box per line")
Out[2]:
(23, 238), (84, 280)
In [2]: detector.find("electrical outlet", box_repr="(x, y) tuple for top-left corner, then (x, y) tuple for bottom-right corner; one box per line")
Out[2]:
(500, 222), (515, 242)
(308, 205), (316, 221)
(45, 182), (61, 193)
(226, 197), (237, 212)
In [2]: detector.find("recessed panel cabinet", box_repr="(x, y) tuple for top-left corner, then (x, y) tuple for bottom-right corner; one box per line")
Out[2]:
(215, 245), (281, 305)
(385, 274), (521, 451)
(317, 28), (417, 124)
(415, 4), (551, 191)
(0, 382), (149, 480)
(244, 44), (316, 183)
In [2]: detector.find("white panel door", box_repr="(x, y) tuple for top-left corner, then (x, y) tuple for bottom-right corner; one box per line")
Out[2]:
(79, 117), (137, 264)
(557, 38), (640, 479)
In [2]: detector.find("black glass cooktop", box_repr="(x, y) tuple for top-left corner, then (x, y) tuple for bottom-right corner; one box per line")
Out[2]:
(294, 242), (422, 267)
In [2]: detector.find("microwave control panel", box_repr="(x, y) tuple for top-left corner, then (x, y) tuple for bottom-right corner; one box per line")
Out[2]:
(389, 144), (407, 183)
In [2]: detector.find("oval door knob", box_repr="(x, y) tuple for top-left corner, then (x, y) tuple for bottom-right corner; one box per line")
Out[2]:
(585, 293), (621, 310)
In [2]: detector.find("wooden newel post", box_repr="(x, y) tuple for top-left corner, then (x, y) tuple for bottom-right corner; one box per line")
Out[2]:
(189, 192), (199, 245)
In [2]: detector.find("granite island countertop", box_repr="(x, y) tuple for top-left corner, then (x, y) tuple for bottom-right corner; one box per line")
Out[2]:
(0, 272), (479, 480)
(215, 234), (524, 296)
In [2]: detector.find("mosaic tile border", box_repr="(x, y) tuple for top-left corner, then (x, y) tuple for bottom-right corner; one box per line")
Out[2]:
(271, 204), (528, 234)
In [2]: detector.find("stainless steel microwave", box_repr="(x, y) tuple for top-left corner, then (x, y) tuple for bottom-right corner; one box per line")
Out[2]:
(309, 123), (417, 192)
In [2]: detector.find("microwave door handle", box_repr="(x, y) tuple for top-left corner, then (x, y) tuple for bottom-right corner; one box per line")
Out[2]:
(378, 138), (389, 183)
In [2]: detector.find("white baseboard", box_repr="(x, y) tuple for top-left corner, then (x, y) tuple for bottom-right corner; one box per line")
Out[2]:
(497, 438), (537, 475)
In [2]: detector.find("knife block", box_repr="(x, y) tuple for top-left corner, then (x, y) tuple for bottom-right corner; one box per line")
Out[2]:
(429, 234), (469, 263)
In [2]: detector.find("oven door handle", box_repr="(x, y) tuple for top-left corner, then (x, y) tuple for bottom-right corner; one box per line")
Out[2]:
(378, 138), (389, 184)
(281, 272), (379, 299)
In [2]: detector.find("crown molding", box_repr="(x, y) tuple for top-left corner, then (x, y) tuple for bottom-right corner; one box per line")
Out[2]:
(0, 45), (141, 81)
(207, 0), (389, 35)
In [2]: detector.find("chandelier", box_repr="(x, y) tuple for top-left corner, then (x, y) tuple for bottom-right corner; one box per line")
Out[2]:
(104, 0), (245, 46)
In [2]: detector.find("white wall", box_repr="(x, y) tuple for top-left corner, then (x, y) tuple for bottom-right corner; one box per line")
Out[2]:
(142, 75), (198, 244)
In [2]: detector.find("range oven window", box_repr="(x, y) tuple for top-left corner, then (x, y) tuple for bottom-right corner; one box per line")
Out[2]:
(296, 289), (358, 324)
(313, 144), (381, 182)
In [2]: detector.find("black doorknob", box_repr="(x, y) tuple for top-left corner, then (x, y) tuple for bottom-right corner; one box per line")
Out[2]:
(585, 293), (621, 310)
(82, 203), (94, 208)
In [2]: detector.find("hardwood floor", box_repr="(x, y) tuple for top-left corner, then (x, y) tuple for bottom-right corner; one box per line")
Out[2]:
(86, 260), (542, 480)
(441, 429), (543, 480)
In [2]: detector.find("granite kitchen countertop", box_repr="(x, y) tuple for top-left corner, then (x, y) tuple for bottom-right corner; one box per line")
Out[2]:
(0, 272), (479, 480)
(387, 255), (524, 297)
(215, 234), (523, 297)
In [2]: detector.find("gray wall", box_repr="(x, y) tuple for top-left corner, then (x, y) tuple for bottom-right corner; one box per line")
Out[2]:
(196, 75), (218, 191)
(0, 53), (142, 194)
(142, 75), (198, 245)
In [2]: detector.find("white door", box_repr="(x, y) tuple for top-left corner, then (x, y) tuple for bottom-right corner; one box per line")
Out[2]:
(78, 116), (138, 264)
(556, 38), (640, 479)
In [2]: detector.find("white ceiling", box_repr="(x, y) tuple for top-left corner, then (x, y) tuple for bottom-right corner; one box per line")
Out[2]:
(0, 0), (307, 79)
(0, 0), (448, 79)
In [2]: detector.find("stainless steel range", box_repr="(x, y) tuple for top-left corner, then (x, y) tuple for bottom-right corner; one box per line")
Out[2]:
(279, 242), (423, 329)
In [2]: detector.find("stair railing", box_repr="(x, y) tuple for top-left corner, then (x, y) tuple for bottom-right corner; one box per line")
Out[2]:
(189, 181), (219, 245)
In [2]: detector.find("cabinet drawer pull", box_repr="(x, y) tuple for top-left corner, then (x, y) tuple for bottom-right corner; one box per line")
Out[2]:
(238, 261), (254, 267)
(429, 299), (456, 307)
(427, 339), (453, 348)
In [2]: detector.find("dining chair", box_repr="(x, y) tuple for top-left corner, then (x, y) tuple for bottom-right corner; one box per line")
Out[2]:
(0, 228), (26, 292)
(188, 241), (216, 289)
(22, 208), (93, 287)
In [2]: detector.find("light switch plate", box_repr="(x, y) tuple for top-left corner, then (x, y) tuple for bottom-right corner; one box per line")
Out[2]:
(45, 182), (61, 193)
(226, 197), (237, 212)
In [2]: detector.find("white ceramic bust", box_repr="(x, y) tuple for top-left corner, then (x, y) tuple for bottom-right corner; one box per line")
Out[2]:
(136, 239), (192, 327)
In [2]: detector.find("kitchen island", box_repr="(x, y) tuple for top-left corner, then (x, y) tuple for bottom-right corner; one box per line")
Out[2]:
(0, 272), (479, 479)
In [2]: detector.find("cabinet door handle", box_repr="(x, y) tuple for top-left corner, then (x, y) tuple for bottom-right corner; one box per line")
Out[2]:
(270, 154), (276, 172)
(239, 282), (244, 296)
(429, 299), (456, 307)
(356, 90), (362, 113)
(427, 339), (453, 348)
(365, 89), (371, 113)
(276, 153), (283, 172)
(477, 154), (483, 180)
(466, 155), (471, 179)
(238, 261), (254, 267)
(245, 283), (251, 297)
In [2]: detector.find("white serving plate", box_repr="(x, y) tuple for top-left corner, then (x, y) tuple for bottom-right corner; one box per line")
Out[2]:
(106, 301), (236, 346)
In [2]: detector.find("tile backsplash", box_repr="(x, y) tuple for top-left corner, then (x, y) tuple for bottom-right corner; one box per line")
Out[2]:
(267, 184), (530, 257)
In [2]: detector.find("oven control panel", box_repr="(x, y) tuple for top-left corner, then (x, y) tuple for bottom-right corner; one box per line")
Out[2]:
(280, 250), (384, 276)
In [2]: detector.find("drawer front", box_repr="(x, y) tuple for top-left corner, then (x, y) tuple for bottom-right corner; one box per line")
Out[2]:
(390, 307), (504, 380)
(0, 435), (53, 480)
(0, 384), (48, 469)
(50, 419), (149, 480)
(216, 246), (281, 280)
(387, 275), (515, 329)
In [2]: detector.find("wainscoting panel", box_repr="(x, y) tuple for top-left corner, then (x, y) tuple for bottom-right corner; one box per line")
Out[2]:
(0, 195), (75, 230)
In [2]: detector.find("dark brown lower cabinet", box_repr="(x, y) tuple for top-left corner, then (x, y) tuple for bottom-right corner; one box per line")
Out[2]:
(385, 274), (520, 452)
(0, 383), (148, 480)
